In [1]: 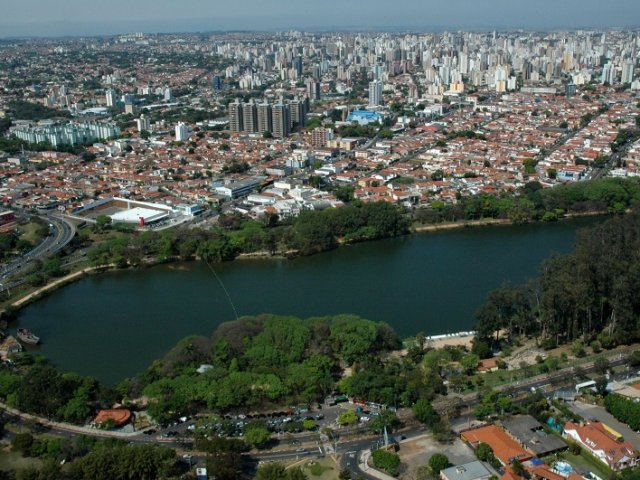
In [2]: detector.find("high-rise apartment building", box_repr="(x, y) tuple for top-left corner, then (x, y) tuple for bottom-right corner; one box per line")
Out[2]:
(601, 62), (616, 84)
(228, 99), (243, 133)
(175, 122), (190, 141)
(368, 80), (383, 106)
(289, 99), (306, 129)
(136, 114), (151, 132)
(621, 61), (635, 84)
(311, 64), (321, 81)
(293, 55), (303, 76)
(306, 79), (321, 101)
(257, 103), (272, 135)
(105, 89), (117, 107)
(272, 103), (290, 139)
(212, 75), (222, 91)
(242, 100), (258, 133)
(311, 127), (333, 148)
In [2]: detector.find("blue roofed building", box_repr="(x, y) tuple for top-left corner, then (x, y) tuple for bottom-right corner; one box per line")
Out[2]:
(346, 110), (382, 125)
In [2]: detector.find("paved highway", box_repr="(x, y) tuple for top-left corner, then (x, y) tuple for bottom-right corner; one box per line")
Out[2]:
(0, 213), (75, 289)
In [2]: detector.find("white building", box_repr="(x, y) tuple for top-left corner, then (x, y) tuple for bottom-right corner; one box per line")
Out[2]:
(136, 114), (151, 133)
(105, 89), (117, 107)
(601, 62), (616, 84)
(621, 61), (635, 84)
(175, 122), (191, 141)
(368, 80), (383, 106)
(11, 121), (120, 147)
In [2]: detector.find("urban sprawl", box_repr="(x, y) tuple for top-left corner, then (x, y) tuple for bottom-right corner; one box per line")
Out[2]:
(1, 29), (639, 224)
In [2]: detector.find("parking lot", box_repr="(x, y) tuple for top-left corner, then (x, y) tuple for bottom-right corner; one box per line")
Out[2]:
(148, 400), (373, 441)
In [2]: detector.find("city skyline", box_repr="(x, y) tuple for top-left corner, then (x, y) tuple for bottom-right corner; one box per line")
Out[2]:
(2, 0), (640, 38)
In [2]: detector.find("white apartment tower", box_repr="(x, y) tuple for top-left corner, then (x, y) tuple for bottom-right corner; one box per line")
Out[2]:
(228, 99), (243, 133)
(368, 80), (383, 106)
(601, 62), (616, 84)
(105, 89), (117, 107)
(621, 61), (635, 84)
(136, 114), (151, 132)
(175, 122), (191, 141)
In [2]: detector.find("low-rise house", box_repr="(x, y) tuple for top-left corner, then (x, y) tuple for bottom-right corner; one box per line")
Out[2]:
(502, 415), (567, 457)
(462, 425), (532, 466)
(563, 421), (638, 471)
(440, 461), (493, 480)
(477, 357), (499, 373)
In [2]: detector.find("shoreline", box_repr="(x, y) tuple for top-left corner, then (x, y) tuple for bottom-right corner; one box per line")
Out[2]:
(10, 265), (113, 309)
(412, 218), (511, 233)
(5, 211), (609, 313)
(427, 331), (476, 349)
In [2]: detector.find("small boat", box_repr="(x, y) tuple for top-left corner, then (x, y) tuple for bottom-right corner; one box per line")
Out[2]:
(17, 328), (39, 345)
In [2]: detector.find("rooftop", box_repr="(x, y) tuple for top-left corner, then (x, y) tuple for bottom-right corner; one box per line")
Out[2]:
(93, 408), (132, 426)
(502, 415), (567, 456)
(462, 425), (532, 465)
(441, 461), (493, 480)
(110, 207), (169, 223)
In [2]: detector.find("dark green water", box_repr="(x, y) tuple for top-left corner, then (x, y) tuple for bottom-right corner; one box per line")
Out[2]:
(16, 218), (601, 384)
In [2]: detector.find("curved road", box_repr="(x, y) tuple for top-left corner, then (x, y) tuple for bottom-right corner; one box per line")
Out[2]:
(0, 213), (75, 289)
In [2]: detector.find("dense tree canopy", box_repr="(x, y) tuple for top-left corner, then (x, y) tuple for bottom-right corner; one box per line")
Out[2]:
(68, 443), (179, 480)
(475, 212), (640, 347)
(416, 177), (640, 225)
(0, 364), (107, 424)
(135, 314), (401, 417)
(604, 394), (640, 431)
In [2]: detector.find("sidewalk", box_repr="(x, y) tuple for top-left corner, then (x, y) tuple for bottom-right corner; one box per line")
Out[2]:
(0, 401), (141, 438)
(359, 449), (396, 480)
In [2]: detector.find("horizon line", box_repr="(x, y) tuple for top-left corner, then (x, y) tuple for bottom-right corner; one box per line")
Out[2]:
(2, 24), (639, 41)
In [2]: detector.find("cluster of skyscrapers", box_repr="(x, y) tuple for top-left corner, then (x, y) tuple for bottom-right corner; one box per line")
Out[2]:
(228, 97), (310, 138)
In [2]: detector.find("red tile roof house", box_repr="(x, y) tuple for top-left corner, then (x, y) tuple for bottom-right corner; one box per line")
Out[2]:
(563, 422), (638, 471)
(462, 425), (533, 466)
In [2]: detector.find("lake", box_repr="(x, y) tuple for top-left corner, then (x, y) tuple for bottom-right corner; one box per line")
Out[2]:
(16, 217), (602, 384)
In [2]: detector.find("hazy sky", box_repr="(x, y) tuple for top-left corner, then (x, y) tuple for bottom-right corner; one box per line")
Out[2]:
(2, 0), (639, 37)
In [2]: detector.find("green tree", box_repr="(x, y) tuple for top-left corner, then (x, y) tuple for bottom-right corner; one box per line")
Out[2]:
(11, 433), (34, 456)
(255, 462), (286, 480)
(197, 437), (247, 480)
(594, 357), (610, 375)
(337, 410), (358, 426)
(369, 411), (400, 434)
(461, 354), (480, 375)
(475, 443), (494, 462)
(94, 214), (112, 232)
(244, 424), (272, 449)
(511, 459), (526, 477)
(302, 419), (317, 430)
(429, 453), (451, 475)
(43, 257), (64, 277)
(372, 449), (400, 476)
(412, 399), (440, 427)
